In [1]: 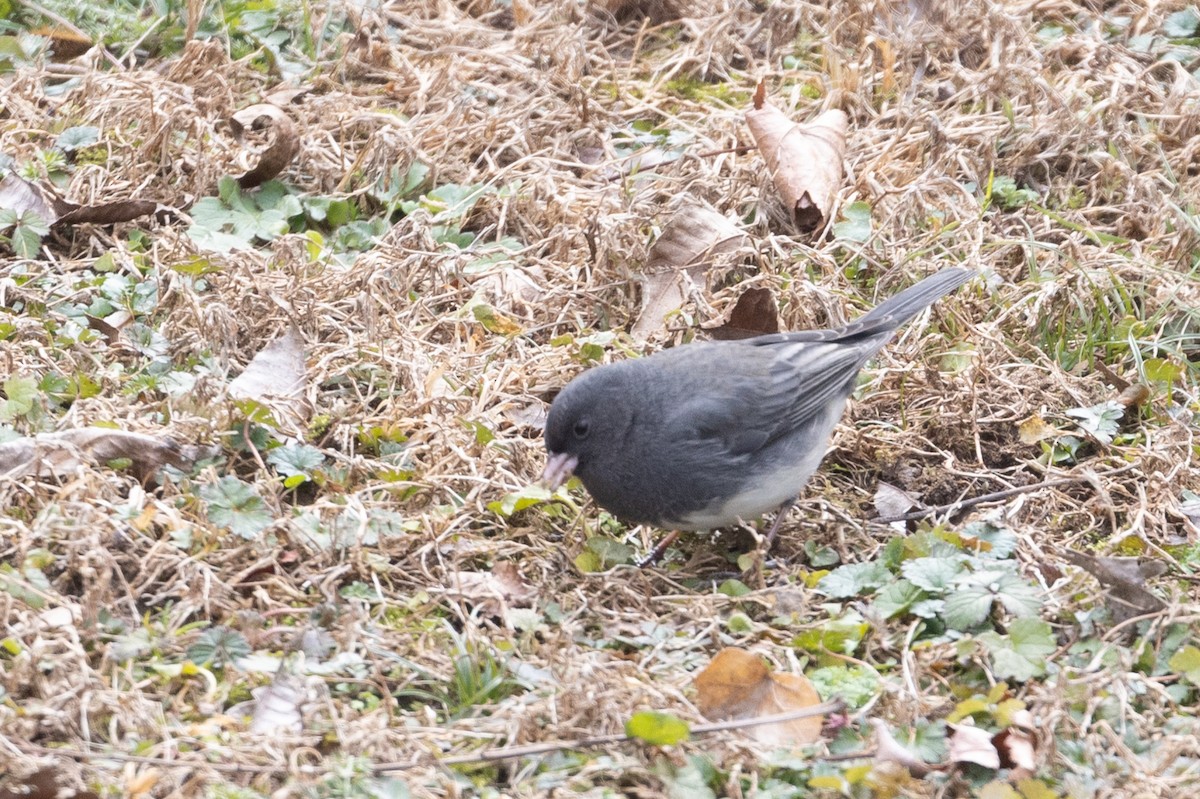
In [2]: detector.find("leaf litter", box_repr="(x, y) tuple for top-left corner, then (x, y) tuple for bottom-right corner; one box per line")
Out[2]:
(1, 0), (1199, 796)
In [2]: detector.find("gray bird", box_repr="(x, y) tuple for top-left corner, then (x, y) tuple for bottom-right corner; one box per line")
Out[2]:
(542, 267), (974, 556)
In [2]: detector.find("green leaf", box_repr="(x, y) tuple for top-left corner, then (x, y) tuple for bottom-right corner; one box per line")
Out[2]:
(717, 579), (751, 597)
(626, 710), (690, 745)
(976, 618), (1055, 682)
(833, 201), (871, 242)
(803, 540), (840, 568)
(55, 126), (100, 152)
(1064, 400), (1125, 444)
(808, 665), (880, 709)
(942, 582), (997, 630)
(1164, 8), (1200, 38)
(1168, 645), (1200, 686)
(187, 626), (252, 667)
(0, 564), (52, 609)
(267, 443), (326, 478)
(0, 209), (50, 258)
(816, 561), (893, 598)
(200, 477), (273, 539)
(791, 612), (869, 655)
(960, 521), (1019, 559)
(1, 375), (38, 420)
(586, 536), (635, 568)
(1143, 358), (1183, 385)
(939, 343), (976, 373)
(487, 484), (552, 517)
(664, 755), (717, 799)
(943, 569), (1043, 630)
(873, 579), (926, 618)
(901, 556), (966, 592)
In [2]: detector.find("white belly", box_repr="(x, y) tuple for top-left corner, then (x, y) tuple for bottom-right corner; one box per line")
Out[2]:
(676, 442), (829, 530)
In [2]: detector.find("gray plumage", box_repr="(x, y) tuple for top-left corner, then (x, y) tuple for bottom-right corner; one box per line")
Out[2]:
(542, 267), (974, 531)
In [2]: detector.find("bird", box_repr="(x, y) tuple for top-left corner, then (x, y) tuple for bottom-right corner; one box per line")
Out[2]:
(541, 267), (975, 562)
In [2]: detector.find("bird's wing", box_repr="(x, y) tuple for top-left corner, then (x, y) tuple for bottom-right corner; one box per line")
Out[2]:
(668, 336), (885, 457)
(662, 268), (975, 458)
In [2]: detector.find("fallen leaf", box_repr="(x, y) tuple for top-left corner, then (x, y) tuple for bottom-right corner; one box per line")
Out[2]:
(706, 286), (780, 340)
(977, 782), (1021, 799)
(231, 103), (300, 189)
(473, 303), (524, 336)
(442, 562), (538, 624)
(746, 83), (848, 234)
(631, 204), (748, 340)
(85, 309), (133, 344)
(248, 672), (306, 734)
(1059, 550), (1166, 624)
(692, 646), (824, 746)
(992, 725), (1037, 779)
(123, 768), (160, 799)
(57, 199), (160, 226)
(0, 172), (158, 232)
(0, 768), (99, 799)
(947, 721), (1001, 769)
(869, 718), (935, 777)
(228, 327), (310, 429)
(34, 25), (93, 60)
(503, 401), (548, 431)
(873, 481), (923, 522)
(0, 172), (71, 223)
(226, 666), (306, 735)
(1115, 382), (1150, 409)
(0, 428), (191, 480)
(1017, 415), (1057, 445)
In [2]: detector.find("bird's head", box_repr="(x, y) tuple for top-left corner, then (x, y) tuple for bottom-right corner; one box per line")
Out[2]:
(541, 368), (629, 490)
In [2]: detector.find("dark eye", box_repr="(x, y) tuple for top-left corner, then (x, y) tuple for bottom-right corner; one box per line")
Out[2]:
(573, 419), (590, 439)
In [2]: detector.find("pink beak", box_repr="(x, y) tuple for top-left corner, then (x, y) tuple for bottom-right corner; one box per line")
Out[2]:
(541, 452), (579, 490)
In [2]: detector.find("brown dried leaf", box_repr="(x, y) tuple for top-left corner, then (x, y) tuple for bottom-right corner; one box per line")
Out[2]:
(231, 103), (300, 189)
(1115, 382), (1150, 409)
(0, 428), (190, 480)
(992, 726), (1037, 778)
(33, 25), (94, 60)
(85, 310), (133, 344)
(947, 721), (1001, 769)
(57, 199), (159, 226)
(707, 286), (780, 340)
(746, 97), (848, 234)
(248, 672), (306, 734)
(228, 327), (310, 429)
(0, 768), (99, 799)
(1060, 550), (1166, 623)
(692, 647), (824, 746)
(1, 173), (158, 232)
(631, 204), (748, 340)
(874, 481), (923, 520)
(442, 562), (537, 623)
(0, 172), (72, 224)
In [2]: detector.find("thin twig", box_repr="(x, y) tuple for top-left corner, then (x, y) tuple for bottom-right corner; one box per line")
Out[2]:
(872, 464), (1139, 524)
(13, 700), (846, 776)
(374, 699), (846, 772)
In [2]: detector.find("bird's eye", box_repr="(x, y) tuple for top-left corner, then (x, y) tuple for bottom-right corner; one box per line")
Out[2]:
(573, 419), (590, 439)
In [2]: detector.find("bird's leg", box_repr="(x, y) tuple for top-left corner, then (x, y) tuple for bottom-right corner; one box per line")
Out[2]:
(762, 498), (799, 552)
(637, 530), (680, 568)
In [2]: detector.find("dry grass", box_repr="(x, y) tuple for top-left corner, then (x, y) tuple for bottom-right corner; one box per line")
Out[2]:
(2, 0), (1199, 796)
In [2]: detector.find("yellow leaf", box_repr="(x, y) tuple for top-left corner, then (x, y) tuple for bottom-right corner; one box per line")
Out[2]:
(1017, 415), (1057, 444)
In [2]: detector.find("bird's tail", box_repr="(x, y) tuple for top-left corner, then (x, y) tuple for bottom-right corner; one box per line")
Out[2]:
(856, 267), (976, 329)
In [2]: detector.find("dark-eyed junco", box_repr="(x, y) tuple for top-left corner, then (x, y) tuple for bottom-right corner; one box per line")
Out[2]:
(542, 267), (975, 555)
